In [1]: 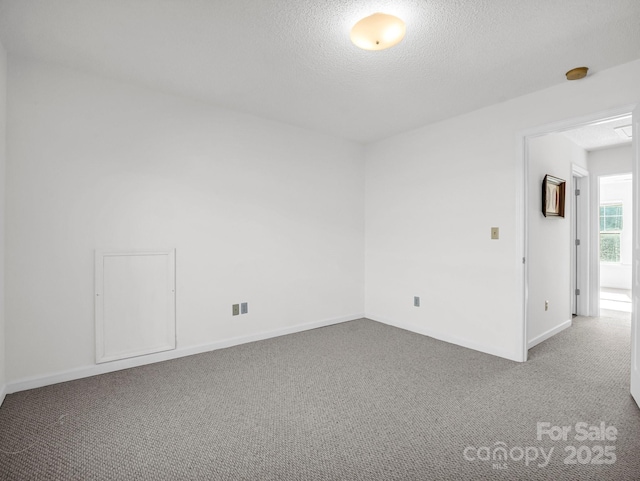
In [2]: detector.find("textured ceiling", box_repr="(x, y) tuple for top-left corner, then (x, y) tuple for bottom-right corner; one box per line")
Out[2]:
(1, 0), (639, 143)
(560, 116), (633, 151)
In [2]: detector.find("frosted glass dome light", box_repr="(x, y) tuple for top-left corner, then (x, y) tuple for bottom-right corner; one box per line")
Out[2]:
(350, 13), (406, 51)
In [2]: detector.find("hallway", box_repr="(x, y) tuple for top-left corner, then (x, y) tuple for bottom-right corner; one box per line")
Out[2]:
(600, 287), (632, 321)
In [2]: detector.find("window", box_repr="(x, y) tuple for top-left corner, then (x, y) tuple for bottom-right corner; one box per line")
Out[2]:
(600, 204), (622, 263)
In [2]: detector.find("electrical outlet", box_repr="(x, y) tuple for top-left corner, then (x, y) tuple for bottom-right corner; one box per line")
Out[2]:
(241, 302), (248, 314)
(232, 304), (240, 316)
(414, 296), (420, 307)
(545, 300), (549, 311)
(491, 227), (499, 240)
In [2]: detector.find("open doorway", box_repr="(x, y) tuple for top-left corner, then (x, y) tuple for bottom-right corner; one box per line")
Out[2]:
(521, 104), (640, 410)
(559, 115), (633, 322)
(525, 111), (633, 352)
(599, 173), (632, 320)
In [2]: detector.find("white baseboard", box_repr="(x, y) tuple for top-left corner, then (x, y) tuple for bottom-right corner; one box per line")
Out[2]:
(0, 383), (6, 407)
(7, 313), (363, 394)
(527, 319), (572, 349)
(366, 314), (522, 362)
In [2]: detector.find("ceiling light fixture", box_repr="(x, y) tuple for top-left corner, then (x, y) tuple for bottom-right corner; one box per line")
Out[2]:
(565, 67), (589, 80)
(350, 13), (406, 51)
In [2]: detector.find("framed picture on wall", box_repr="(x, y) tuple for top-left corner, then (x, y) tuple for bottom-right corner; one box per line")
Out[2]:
(542, 174), (566, 217)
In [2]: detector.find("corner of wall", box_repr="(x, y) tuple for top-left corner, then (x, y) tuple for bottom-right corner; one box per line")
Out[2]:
(527, 134), (580, 346)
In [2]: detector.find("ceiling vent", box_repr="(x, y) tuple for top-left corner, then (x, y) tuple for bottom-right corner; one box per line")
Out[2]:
(613, 125), (633, 139)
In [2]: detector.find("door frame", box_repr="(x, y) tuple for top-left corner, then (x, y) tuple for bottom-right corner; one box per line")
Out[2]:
(631, 104), (640, 406)
(517, 104), (637, 362)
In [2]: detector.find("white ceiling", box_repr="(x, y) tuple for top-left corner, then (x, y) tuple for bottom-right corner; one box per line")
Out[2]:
(1, 0), (639, 143)
(560, 116), (633, 151)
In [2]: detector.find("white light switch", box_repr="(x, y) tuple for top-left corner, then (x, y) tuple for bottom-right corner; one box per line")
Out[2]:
(491, 227), (499, 240)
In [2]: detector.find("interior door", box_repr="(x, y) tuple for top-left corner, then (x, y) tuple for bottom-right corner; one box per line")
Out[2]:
(572, 175), (579, 316)
(631, 105), (640, 408)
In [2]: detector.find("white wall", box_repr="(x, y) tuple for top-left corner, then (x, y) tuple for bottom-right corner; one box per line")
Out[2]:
(6, 58), (365, 384)
(365, 59), (640, 362)
(589, 145), (633, 290)
(0, 40), (6, 404)
(589, 144), (633, 176)
(527, 134), (586, 347)
(4, 57), (640, 387)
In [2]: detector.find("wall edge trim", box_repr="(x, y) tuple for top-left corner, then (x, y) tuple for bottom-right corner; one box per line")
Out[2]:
(527, 318), (573, 349)
(366, 314), (522, 362)
(6, 313), (364, 394)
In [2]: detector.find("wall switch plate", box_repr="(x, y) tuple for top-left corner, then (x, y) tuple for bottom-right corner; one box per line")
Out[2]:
(241, 302), (248, 314)
(545, 300), (549, 311)
(491, 227), (499, 240)
(232, 304), (240, 316)
(414, 296), (420, 307)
